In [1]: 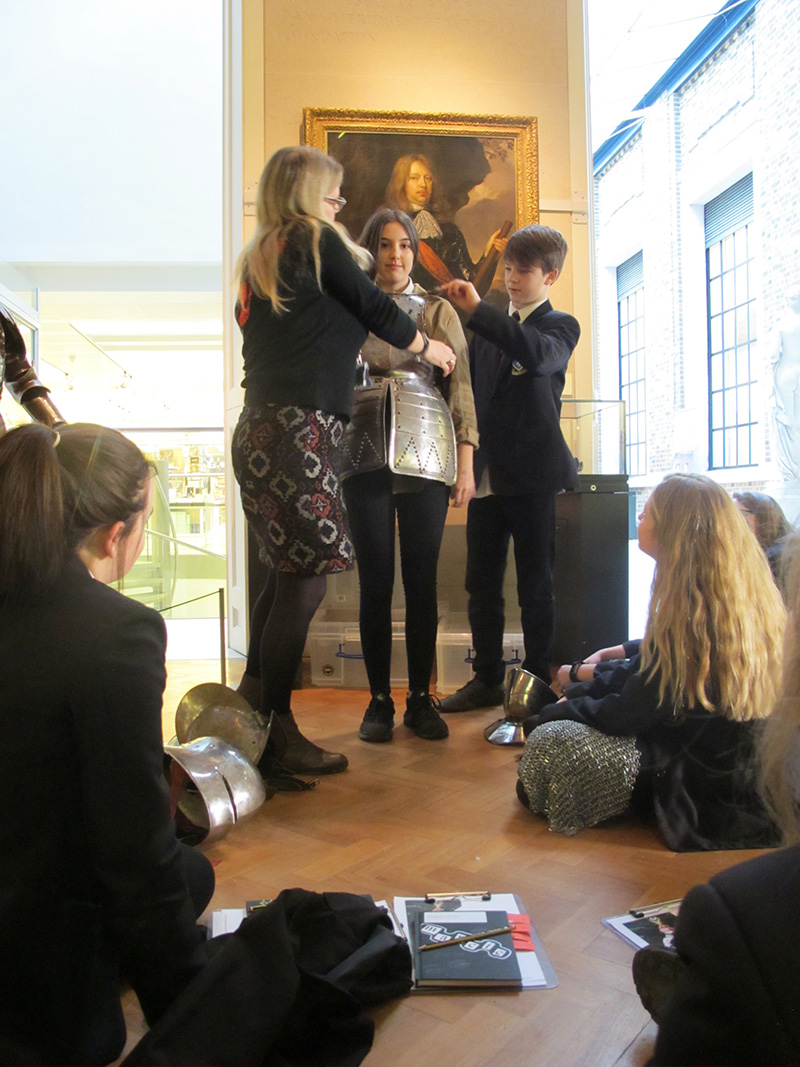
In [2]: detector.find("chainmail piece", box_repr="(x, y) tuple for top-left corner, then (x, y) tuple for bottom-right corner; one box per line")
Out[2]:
(517, 721), (641, 836)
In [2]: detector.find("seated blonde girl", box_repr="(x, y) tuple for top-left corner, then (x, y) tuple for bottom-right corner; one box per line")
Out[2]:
(517, 472), (786, 851)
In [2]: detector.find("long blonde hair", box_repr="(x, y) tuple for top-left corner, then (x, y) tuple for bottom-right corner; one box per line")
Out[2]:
(760, 530), (800, 842)
(640, 473), (785, 721)
(236, 146), (371, 313)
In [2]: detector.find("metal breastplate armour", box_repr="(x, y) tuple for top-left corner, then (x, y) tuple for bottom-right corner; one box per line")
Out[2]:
(341, 293), (457, 485)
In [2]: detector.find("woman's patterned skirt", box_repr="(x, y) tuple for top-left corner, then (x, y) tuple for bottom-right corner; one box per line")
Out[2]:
(232, 404), (355, 575)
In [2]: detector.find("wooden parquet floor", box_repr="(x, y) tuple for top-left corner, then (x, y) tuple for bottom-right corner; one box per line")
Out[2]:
(116, 660), (768, 1065)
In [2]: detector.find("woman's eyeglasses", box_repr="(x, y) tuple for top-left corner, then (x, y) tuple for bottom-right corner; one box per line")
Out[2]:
(324, 196), (347, 213)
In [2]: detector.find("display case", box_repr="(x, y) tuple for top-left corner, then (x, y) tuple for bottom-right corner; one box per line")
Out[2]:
(122, 430), (227, 619)
(169, 472), (225, 551)
(560, 398), (625, 476)
(166, 443), (225, 553)
(126, 431), (226, 556)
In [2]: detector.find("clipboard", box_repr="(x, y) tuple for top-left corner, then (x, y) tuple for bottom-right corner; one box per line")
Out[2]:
(602, 898), (682, 950)
(389, 891), (558, 990)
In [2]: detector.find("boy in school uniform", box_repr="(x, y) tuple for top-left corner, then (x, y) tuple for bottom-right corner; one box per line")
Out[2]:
(439, 225), (580, 710)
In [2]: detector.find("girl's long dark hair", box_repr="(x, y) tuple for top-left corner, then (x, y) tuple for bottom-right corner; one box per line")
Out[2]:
(358, 208), (419, 281)
(0, 423), (150, 599)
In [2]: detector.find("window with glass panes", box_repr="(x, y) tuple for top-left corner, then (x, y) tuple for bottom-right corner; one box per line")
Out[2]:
(706, 174), (755, 469)
(617, 251), (645, 476)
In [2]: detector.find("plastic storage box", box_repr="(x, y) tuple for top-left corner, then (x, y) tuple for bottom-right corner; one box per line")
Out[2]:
(435, 613), (524, 694)
(307, 610), (409, 688)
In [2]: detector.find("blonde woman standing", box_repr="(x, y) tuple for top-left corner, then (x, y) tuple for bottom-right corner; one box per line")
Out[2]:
(232, 146), (455, 779)
(517, 473), (786, 850)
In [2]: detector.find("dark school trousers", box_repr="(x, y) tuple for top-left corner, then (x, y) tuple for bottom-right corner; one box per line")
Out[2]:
(465, 491), (556, 685)
(343, 468), (449, 693)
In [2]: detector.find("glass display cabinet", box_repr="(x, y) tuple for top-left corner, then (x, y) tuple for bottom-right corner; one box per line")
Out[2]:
(123, 430), (227, 619)
(560, 397), (626, 477)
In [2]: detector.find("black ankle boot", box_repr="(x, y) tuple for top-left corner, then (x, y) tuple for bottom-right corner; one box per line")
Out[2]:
(264, 712), (348, 775)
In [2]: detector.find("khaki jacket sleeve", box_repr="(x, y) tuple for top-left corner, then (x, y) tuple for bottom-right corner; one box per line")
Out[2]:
(421, 291), (479, 448)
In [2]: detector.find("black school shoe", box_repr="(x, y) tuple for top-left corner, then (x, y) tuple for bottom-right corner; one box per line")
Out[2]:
(403, 691), (449, 740)
(438, 676), (505, 712)
(358, 693), (395, 743)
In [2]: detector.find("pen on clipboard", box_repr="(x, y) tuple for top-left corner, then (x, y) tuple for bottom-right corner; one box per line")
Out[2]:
(419, 926), (514, 952)
(628, 898), (682, 918)
(424, 890), (492, 902)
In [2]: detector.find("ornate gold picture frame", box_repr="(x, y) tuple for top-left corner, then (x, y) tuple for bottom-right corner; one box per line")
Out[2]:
(303, 109), (538, 281)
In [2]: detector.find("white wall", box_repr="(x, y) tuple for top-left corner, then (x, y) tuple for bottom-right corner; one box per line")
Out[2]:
(0, 0), (222, 264)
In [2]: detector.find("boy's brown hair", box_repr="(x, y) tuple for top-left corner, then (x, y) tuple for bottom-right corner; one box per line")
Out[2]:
(505, 225), (568, 275)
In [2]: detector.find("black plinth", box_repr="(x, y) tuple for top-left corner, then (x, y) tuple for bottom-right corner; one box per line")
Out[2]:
(553, 474), (630, 663)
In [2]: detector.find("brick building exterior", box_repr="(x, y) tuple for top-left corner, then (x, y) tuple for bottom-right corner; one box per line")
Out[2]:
(593, 0), (800, 518)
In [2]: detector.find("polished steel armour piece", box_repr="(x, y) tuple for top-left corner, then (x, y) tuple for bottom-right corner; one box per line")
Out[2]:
(484, 667), (559, 746)
(164, 735), (267, 843)
(387, 372), (457, 484)
(340, 292), (457, 484)
(176, 682), (270, 765)
(341, 379), (391, 475)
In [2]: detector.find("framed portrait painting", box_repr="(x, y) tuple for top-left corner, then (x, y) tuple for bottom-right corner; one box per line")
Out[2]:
(303, 108), (538, 293)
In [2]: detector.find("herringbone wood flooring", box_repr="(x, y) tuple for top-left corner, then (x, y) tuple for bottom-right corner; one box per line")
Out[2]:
(116, 660), (766, 1065)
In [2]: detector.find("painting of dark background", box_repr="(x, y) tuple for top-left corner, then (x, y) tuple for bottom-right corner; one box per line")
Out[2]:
(326, 132), (516, 257)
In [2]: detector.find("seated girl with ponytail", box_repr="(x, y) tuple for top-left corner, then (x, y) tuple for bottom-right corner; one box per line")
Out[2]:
(0, 423), (214, 1065)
